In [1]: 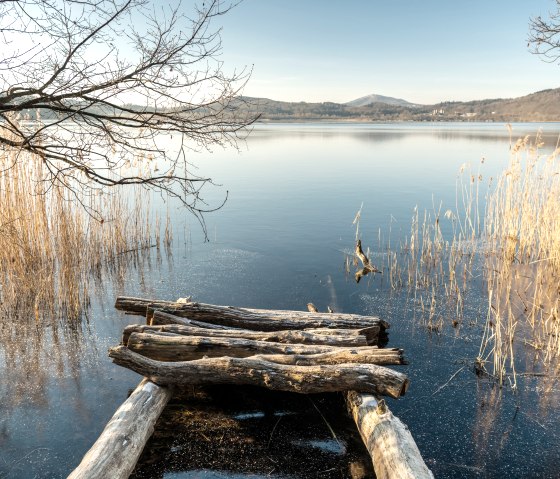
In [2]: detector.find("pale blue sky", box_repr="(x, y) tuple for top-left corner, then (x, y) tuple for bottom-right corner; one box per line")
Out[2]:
(216, 0), (560, 104)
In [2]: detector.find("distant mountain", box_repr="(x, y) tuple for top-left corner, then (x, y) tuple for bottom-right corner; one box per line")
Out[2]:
(241, 88), (560, 122)
(345, 93), (419, 108)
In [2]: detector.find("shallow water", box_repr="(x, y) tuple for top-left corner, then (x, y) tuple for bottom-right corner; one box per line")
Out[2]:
(1, 122), (560, 478)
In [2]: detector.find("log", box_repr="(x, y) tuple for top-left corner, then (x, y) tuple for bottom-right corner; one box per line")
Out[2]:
(126, 331), (393, 361)
(122, 323), (373, 347)
(250, 349), (405, 366)
(109, 345), (409, 398)
(115, 296), (388, 332)
(346, 391), (433, 479)
(151, 310), (380, 344)
(68, 379), (172, 479)
(149, 310), (234, 330)
(125, 331), (405, 365)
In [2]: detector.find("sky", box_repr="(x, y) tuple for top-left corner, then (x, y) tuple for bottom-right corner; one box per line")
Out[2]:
(215, 0), (560, 104)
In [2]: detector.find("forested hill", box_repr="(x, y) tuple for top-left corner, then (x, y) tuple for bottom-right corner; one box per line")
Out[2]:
(244, 88), (560, 122)
(13, 88), (560, 124)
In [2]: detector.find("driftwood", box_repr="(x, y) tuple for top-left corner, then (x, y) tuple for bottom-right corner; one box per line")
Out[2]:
(249, 349), (404, 366)
(68, 379), (173, 479)
(125, 331), (405, 365)
(125, 332), (394, 362)
(346, 392), (433, 479)
(355, 240), (381, 283)
(151, 310), (381, 344)
(115, 296), (388, 332)
(149, 310), (237, 329)
(109, 345), (409, 398)
(122, 323), (373, 347)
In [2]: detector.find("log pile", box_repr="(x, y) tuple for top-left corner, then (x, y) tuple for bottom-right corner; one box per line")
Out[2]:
(111, 296), (405, 397)
(69, 296), (433, 479)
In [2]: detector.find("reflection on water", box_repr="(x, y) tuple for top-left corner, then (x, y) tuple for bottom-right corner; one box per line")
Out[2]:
(2, 123), (560, 478)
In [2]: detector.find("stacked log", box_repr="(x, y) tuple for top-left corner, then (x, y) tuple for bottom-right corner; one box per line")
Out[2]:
(68, 379), (173, 479)
(70, 296), (432, 478)
(115, 296), (389, 332)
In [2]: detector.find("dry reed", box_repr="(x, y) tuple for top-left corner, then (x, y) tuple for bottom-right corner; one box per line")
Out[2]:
(352, 131), (560, 385)
(0, 120), (171, 324)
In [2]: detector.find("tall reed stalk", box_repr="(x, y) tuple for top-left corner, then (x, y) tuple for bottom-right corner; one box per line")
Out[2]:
(354, 132), (560, 384)
(0, 122), (170, 323)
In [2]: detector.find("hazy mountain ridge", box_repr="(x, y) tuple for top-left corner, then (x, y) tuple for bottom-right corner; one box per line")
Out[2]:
(13, 88), (560, 124)
(344, 93), (418, 108)
(246, 88), (560, 122)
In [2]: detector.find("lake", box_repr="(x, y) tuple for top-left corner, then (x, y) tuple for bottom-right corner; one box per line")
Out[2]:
(1, 122), (560, 478)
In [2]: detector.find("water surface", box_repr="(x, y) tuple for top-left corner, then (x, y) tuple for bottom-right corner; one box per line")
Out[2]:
(1, 122), (560, 478)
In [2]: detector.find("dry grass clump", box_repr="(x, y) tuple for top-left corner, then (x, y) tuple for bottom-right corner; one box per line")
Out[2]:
(0, 124), (171, 324)
(479, 134), (560, 384)
(352, 131), (560, 384)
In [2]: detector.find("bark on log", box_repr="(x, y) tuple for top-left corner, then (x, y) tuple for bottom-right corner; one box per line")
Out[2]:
(122, 323), (372, 347)
(249, 349), (405, 366)
(151, 310), (380, 345)
(125, 331), (405, 365)
(126, 332), (393, 361)
(149, 310), (234, 330)
(346, 391), (433, 479)
(109, 345), (409, 398)
(115, 296), (388, 332)
(67, 379), (172, 479)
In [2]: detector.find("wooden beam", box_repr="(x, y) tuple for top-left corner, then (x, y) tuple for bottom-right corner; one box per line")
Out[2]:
(346, 392), (433, 479)
(109, 345), (409, 398)
(68, 379), (172, 479)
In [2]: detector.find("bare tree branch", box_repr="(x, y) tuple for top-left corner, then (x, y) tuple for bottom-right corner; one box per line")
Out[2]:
(529, 0), (560, 63)
(0, 0), (257, 235)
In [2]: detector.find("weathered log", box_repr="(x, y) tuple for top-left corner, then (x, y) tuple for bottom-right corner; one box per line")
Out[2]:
(150, 310), (380, 344)
(125, 331), (405, 365)
(122, 323), (372, 347)
(115, 296), (388, 331)
(68, 379), (172, 479)
(126, 332), (390, 361)
(109, 345), (409, 398)
(346, 391), (433, 479)
(149, 310), (233, 330)
(250, 349), (405, 366)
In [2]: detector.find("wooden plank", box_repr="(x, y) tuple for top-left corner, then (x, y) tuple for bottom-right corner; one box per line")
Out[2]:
(109, 345), (409, 398)
(346, 392), (434, 479)
(68, 379), (173, 479)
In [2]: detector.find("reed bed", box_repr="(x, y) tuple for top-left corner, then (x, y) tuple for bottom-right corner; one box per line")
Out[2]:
(352, 132), (560, 384)
(0, 124), (171, 324)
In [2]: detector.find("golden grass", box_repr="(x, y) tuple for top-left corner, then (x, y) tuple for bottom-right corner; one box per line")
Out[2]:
(0, 125), (170, 324)
(353, 131), (560, 385)
(479, 134), (560, 385)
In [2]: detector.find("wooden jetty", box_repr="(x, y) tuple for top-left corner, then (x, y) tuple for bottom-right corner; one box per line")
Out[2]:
(68, 296), (433, 479)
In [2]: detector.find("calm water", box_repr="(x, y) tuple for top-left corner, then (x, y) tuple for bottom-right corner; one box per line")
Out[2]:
(1, 122), (560, 478)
